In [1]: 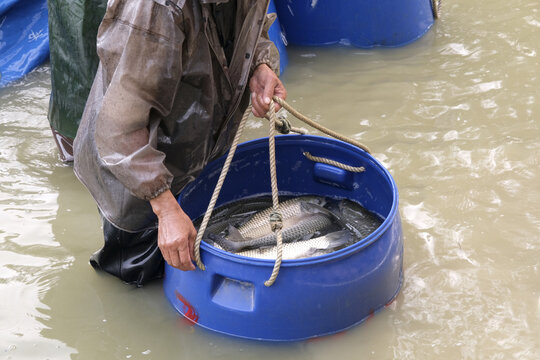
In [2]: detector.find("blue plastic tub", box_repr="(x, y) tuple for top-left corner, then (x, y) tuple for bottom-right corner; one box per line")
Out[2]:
(164, 135), (403, 341)
(273, 0), (434, 48)
(268, 0), (288, 74)
(0, 0), (49, 87)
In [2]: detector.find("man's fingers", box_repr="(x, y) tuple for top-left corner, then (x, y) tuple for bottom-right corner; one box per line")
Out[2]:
(250, 65), (287, 117)
(159, 232), (195, 270)
(274, 82), (287, 111)
(251, 92), (264, 117)
(167, 248), (181, 268)
(188, 230), (196, 260)
(268, 80), (285, 112)
(259, 78), (277, 113)
(257, 95), (267, 113)
(154, 201), (199, 271)
(251, 93), (258, 116)
(178, 247), (195, 270)
(161, 247), (172, 267)
(250, 93), (258, 116)
(164, 245), (194, 271)
(262, 78), (276, 105)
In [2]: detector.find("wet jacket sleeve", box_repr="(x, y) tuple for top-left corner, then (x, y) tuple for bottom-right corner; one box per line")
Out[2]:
(94, 1), (185, 201)
(251, 12), (280, 75)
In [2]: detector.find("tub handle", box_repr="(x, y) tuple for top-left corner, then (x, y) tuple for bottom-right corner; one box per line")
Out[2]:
(303, 152), (366, 173)
(210, 274), (256, 312)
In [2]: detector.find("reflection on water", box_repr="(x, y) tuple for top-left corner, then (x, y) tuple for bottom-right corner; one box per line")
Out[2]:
(1, 0), (540, 358)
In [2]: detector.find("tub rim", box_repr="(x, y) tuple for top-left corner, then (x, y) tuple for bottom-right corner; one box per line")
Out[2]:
(179, 134), (400, 268)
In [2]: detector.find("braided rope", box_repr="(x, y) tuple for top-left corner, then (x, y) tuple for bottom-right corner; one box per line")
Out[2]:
(303, 152), (366, 173)
(193, 104), (252, 270)
(272, 96), (371, 154)
(264, 100), (284, 287)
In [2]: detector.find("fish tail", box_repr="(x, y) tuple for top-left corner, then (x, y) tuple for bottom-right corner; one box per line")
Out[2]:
(226, 225), (245, 242)
(214, 226), (248, 252)
(328, 233), (350, 249)
(217, 236), (245, 252)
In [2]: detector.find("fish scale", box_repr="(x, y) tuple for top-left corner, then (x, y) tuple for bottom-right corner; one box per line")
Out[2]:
(219, 212), (333, 252)
(238, 196), (324, 238)
(215, 230), (352, 260)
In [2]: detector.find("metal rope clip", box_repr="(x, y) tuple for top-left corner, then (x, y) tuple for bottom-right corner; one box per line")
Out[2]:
(269, 211), (283, 232)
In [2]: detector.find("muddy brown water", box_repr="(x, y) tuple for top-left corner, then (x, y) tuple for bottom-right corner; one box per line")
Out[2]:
(1, 0), (539, 358)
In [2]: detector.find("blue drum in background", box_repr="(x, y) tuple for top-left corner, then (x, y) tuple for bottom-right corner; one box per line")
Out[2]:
(164, 135), (403, 341)
(273, 0), (435, 48)
(268, 0), (288, 74)
(0, 0), (49, 87)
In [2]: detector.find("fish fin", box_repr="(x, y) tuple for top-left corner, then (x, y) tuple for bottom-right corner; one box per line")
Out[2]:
(293, 235), (345, 259)
(302, 195), (327, 207)
(344, 223), (363, 238)
(313, 230), (351, 250)
(300, 201), (330, 216)
(208, 233), (228, 249)
(226, 225), (246, 242)
(203, 234), (216, 246)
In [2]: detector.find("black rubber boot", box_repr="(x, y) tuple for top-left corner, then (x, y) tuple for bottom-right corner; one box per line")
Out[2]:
(90, 216), (164, 287)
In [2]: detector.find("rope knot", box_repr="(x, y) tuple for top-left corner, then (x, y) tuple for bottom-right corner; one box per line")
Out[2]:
(269, 211), (283, 232)
(276, 116), (292, 134)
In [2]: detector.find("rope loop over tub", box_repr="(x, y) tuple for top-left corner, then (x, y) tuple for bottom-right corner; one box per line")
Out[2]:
(263, 100), (284, 286)
(193, 95), (371, 286)
(193, 104), (252, 271)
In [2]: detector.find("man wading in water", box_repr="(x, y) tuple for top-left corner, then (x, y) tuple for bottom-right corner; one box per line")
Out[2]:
(73, 0), (286, 286)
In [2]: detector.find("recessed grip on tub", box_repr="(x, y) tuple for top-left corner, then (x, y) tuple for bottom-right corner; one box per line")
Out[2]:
(211, 275), (255, 312)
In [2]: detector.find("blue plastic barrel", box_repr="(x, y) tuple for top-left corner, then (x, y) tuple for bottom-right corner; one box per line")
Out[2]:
(273, 0), (434, 48)
(0, 0), (49, 87)
(164, 135), (403, 341)
(268, 0), (288, 74)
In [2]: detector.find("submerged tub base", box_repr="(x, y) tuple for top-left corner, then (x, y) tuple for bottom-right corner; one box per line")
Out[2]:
(164, 135), (403, 341)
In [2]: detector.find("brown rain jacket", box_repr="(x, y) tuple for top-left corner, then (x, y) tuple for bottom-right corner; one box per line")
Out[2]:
(73, 0), (279, 232)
